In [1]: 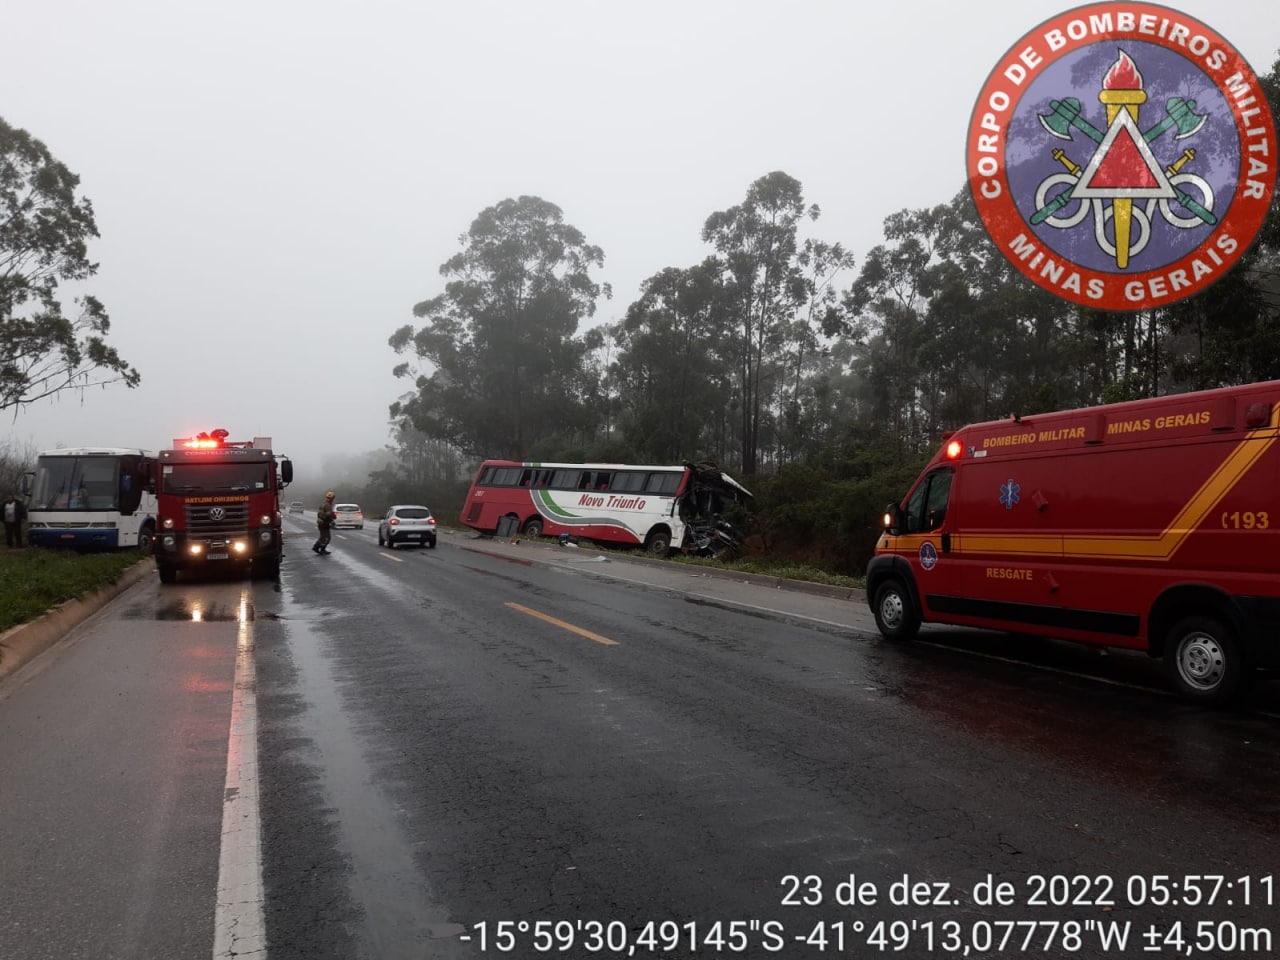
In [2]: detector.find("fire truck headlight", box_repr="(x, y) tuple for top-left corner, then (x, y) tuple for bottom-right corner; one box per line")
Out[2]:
(233, 541), (248, 554)
(259, 531), (272, 545)
(259, 514), (271, 526)
(189, 543), (204, 556)
(162, 517), (175, 530)
(162, 536), (175, 549)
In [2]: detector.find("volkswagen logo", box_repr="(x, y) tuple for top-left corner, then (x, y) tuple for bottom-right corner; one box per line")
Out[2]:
(209, 506), (226, 521)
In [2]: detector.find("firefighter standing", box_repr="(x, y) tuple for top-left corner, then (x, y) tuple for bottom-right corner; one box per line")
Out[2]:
(313, 491), (337, 554)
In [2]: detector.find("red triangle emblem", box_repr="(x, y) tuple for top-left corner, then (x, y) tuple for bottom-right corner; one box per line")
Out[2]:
(1089, 128), (1158, 189)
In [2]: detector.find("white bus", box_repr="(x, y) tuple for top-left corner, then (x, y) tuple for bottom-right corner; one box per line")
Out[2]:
(24, 447), (158, 550)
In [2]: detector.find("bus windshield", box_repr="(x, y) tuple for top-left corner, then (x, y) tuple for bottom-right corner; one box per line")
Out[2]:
(161, 462), (271, 494)
(31, 456), (121, 511)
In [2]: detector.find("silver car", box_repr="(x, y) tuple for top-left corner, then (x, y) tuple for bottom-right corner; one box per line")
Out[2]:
(378, 504), (437, 549)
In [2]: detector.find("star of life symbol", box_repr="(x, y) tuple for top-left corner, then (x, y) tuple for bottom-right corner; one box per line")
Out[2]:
(1033, 49), (1214, 270)
(999, 480), (1021, 510)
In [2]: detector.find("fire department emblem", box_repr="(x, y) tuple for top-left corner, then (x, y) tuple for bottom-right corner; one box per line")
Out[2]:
(967, 2), (1276, 311)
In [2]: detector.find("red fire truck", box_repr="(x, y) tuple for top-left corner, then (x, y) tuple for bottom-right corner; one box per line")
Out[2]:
(149, 429), (294, 584)
(867, 381), (1280, 705)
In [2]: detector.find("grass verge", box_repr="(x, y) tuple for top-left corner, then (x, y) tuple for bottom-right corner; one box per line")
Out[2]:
(665, 553), (864, 589)
(0, 549), (148, 633)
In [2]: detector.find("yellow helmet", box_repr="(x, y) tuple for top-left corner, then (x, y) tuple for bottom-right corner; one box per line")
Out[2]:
(325, 491), (335, 499)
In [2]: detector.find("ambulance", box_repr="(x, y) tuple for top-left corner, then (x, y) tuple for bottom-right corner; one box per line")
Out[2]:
(867, 380), (1280, 704)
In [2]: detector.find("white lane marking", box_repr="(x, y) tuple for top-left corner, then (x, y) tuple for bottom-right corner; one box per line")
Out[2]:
(213, 618), (266, 958)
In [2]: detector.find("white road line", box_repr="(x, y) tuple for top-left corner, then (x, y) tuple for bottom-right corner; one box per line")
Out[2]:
(212, 618), (266, 958)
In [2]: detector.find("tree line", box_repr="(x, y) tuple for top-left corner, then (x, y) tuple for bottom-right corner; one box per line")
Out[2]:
(382, 55), (1280, 573)
(2, 54), (1276, 576)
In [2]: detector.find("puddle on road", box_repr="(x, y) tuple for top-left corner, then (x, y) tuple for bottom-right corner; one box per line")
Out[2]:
(279, 591), (465, 957)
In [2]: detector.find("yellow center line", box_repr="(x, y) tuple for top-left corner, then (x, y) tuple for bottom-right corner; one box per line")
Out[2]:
(505, 602), (618, 646)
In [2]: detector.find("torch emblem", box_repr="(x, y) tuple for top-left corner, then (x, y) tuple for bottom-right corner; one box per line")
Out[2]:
(1033, 49), (1212, 270)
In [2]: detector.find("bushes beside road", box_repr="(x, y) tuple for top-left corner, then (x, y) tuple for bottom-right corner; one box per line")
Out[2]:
(0, 549), (147, 633)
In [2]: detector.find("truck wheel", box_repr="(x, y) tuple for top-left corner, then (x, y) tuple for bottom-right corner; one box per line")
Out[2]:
(872, 578), (920, 641)
(158, 562), (177, 585)
(254, 559), (281, 581)
(522, 517), (543, 539)
(645, 529), (671, 556)
(1164, 616), (1248, 705)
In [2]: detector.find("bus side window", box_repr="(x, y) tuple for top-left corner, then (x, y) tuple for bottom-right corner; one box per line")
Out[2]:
(595, 472), (610, 490)
(519, 469), (533, 487)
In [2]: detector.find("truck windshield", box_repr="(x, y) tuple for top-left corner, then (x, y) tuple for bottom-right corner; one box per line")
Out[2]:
(161, 463), (271, 493)
(31, 456), (121, 511)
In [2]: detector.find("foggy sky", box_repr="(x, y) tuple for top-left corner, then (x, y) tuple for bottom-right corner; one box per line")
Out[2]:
(3, 0), (1276, 474)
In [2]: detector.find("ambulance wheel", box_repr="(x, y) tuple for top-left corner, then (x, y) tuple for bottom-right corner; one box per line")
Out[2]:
(1164, 616), (1248, 705)
(873, 578), (920, 641)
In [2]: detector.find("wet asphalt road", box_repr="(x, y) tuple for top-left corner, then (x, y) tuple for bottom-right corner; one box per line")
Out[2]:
(2, 519), (1279, 960)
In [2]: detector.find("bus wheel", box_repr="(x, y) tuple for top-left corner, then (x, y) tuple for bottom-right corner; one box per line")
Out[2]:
(645, 530), (671, 556)
(138, 525), (155, 552)
(522, 517), (543, 539)
(1164, 616), (1249, 705)
(872, 578), (920, 641)
(157, 562), (177, 585)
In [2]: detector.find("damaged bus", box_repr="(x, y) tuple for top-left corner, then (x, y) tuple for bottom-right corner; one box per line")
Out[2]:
(460, 460), (752, 556)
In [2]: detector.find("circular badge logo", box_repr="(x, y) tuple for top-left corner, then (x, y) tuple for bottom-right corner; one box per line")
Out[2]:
(967, 2), (1276, 311)
(919, 541), (938, 571)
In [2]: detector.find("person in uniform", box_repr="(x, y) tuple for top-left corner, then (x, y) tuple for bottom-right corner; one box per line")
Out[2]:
(313, 491), (338, 554)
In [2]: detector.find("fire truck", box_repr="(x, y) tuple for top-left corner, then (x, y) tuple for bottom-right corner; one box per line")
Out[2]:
(867, 380), (1280, 705)
(148, 429), (293, 584)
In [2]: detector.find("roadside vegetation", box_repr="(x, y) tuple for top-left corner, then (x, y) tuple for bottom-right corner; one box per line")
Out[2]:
(0, 547), (146, 634)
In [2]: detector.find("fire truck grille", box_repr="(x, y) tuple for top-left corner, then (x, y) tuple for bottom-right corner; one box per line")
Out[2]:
(186, 502), (250, 535)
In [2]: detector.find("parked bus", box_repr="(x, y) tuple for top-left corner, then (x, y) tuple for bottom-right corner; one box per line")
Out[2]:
(23, 447), (157, 550)
(460, 460), (752, 556)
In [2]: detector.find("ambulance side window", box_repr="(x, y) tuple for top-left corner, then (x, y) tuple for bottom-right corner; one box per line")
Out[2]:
(905, 468), (953, 534)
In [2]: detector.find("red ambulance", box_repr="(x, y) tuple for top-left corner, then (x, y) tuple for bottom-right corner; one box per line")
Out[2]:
(867, 380), (1280, 704)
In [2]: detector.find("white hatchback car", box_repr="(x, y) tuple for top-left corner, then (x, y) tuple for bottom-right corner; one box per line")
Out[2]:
(332, 503), (364, 529)
(378, 505), (437, 549)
